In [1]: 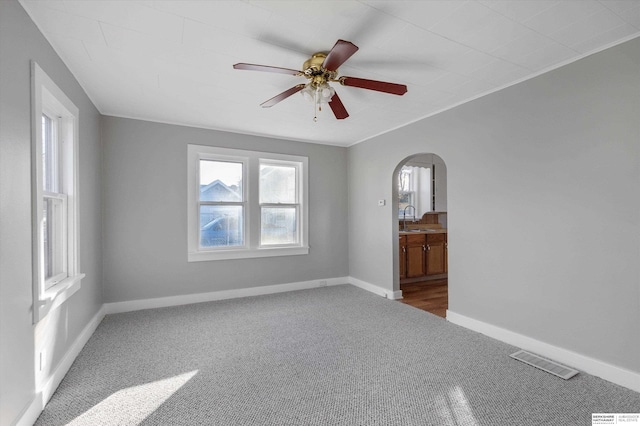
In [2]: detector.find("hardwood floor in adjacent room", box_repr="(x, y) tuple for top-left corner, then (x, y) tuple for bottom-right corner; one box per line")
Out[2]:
(400, 279), (448, 318)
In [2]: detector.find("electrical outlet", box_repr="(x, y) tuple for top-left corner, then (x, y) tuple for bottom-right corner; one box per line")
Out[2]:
(377, 199), (386, 206)
(319, 280), (327, 287)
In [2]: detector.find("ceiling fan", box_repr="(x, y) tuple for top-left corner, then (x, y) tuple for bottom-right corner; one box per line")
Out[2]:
(233, 39), (408, 121)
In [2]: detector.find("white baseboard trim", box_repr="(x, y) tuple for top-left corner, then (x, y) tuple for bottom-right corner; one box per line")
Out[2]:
(446, 310), (640, 393)
(14, 398), (40, 426)
(347, 276), (402, 300)
(40, 306), (105, 403)
(104, 277), (349, 314)
(16, 306), (106, 426)
(391, 289), (403, 300)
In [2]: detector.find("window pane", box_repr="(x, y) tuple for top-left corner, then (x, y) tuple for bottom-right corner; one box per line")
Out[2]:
(43, 200), (52, 279)
(259, 164), (296, 204)
(399, 192), (414, 217)
(200, 205), (243, 248)
(42, 113), (58, 193)
(199, 160), (242, 202)
(43, 197), (65, 282)
(261, 207), (297, 245)
(398, 166), (412, 193)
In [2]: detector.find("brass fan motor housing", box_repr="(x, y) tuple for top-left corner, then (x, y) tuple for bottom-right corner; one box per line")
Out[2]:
(302, 52), (338, 87)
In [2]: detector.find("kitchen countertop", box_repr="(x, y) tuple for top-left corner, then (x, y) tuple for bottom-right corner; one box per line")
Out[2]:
(399, 229), (447, 235)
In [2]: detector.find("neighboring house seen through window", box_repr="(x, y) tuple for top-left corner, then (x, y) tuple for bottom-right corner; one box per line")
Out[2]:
(199, 160), (245, 248)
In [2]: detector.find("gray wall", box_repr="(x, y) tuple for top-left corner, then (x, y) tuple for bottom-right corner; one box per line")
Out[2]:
(348, 38), (640, 373)
(0, 0), (103, 424)
(101, 116), (348, 303)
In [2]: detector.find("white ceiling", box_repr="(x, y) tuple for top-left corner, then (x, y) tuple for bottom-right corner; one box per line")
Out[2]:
(19, 0), (640, 146)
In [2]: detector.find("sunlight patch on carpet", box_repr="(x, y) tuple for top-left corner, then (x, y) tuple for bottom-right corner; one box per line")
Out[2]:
(67, 370), (198, 425)
(436, 385), (479, 426)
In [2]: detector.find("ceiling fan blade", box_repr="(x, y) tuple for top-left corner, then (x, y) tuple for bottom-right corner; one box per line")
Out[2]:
(260, 84), (306, 108)
(322, 40), (359, 71)
(329, 92), (349, 120)
(233, 63), (301, 75)
(340, 76), (407, 95)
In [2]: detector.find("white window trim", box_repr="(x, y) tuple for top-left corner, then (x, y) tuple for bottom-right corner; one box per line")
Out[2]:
(31, 61), (84, 323)
(188, 145), (309, 261)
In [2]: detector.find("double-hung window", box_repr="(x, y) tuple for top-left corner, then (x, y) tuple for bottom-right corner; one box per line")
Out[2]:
(31, 62), (83, 322)
(198, 156), (246, 249)
(41, 112), (68, 286)
(259, 160), (300, 246)
(398, 166), (416, 218)
(188, 145), (308, 261)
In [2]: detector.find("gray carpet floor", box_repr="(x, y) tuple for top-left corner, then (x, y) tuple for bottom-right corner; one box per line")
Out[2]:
(36, 285), (639, 425)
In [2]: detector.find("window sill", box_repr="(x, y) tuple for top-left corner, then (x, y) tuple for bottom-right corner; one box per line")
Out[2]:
(35, 273), (84, 323)
(188, 246), (309, 262)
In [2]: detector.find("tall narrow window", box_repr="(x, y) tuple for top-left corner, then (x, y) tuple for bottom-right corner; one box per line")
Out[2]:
(398, 166), (415, 218)
(398, 165), (432, 218)
(259, 161), (300, 246)
(42, 112), (68, 287)
(32, 62), (83, 322)
(199, 160), (244, 248)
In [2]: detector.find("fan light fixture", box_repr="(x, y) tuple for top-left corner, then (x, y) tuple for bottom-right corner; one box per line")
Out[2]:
(233, 39), (408, 122)
(300, 82), (335, 122)
(298, 52), (338, 122)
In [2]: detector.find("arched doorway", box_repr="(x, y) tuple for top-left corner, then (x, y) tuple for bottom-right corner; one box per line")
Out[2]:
(393, 154), (448, 318)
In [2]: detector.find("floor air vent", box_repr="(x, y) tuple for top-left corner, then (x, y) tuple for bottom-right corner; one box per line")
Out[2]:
(509, 350), (579, 380)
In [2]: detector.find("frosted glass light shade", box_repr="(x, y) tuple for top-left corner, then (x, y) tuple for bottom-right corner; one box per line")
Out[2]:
(300, 83), (335, 104)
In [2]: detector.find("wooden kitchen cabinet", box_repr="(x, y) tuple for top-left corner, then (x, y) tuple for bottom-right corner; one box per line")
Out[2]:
(425, 234), (446, 275)
(444, 234), (448, 273)
(400, 232), (448, 282)
(399, 235), (407, 280)
(406, 234), (426, 278)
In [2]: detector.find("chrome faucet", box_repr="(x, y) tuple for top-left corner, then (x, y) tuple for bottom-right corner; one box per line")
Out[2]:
(403, 205), (416, 231)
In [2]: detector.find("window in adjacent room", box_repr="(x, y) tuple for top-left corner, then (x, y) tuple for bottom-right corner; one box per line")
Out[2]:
(398, 165), (432, 218)
(398, 166), (415, 218)
(188, 145), (308, 261)
(31, 62), (84, 323)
